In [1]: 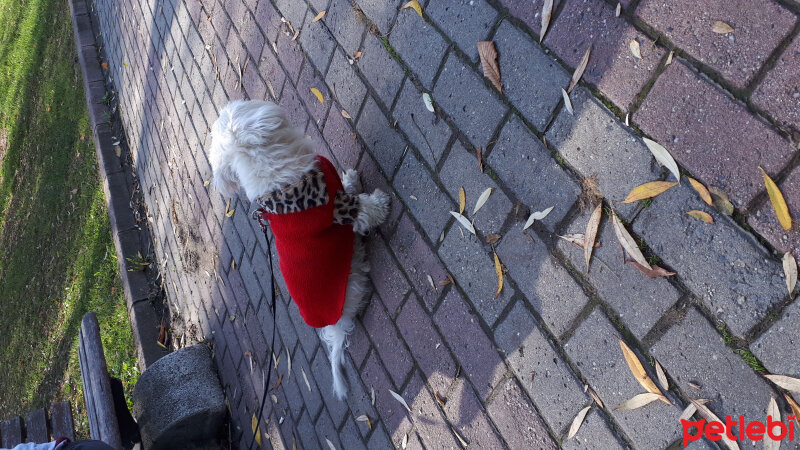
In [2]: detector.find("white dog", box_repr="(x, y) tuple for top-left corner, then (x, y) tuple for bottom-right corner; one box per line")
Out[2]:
(208, 100), (390, 399)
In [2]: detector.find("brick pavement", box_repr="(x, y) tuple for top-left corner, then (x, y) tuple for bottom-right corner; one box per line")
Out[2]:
(86, 0), (800, 448)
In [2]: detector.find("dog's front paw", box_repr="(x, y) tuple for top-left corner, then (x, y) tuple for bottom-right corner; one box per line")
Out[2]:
(342, 169), (361, 194)
(370, 189), (391, 224)
(353, 189), (392, 235)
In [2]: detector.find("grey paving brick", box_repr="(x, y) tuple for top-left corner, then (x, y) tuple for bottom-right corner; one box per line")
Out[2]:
(322, 106), (363, 169)
(486, 378), (558, 449)
(439, 143), (513, 235)
(557, 211), (680, 340)
(391, 78), (451, 168)
(494, 301), (588, 433)
(356, 151), (404, 236)
(561, 409), (624, 450)
(357, 33), (404, 107)
(438, 228), (515, 327)
(362, 294), (413, 387)
(366, 425), (393, 450)
(297, 409), (322, 450)
(493, 22), (570, 131)
(393, 152), (453, 241)
(310, 350), (348, 427)
(651, 308), (779, 439)
(358, 352), (404, 436)
(564, 309), (684, 449)
(426, 0), (497, 63)
(296, 63), (331, 126)
(546, 86), (663, 221)
(367, 237), (410, 317)
(633, 182), (787, 337)
(752, 300), (800, 378)
(274, 0), (307, 30)
(313, 408), (341, 450)
(389, 9), (449, 89)
(339, 416), (367, 450)
(325, 0), (366, 56)
(497, 232), (590, 337)
(488, 116), (580, 229)
(389, 213), (448, 310)
(299, 11), (336, 72)
(398, 372), (460, 448)
(357, 96), (405, 174)
(433, 52), (507, 147)
(442, 379), (505, 449)
(353, 0), (402, 35)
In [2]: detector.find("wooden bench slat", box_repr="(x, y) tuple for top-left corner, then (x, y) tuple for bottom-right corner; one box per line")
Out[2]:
(80, 312), (122, 449)
(50, 402), (75, 442)
(25, 408), (48, 443)
(1, 416), (23, 448)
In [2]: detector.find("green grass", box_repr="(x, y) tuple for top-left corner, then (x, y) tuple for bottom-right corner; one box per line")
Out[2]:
(0, 0), (138, 437)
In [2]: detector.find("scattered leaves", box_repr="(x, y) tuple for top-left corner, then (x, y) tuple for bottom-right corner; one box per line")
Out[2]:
(523, 206), (554, 230)
(629, 261), (675, 278)
(784, 252), (797, 294)
(458, 187), (466, 214)
(629, 39), (642, 59)
(450, 211), (476, 235)
(619, 339), (667, 402)
(423, 93), (434, 112)
(477, 41), (502, 92)
(402, 0), (423, 17)
(310, 88), (324, 104)
(540, 0), (554, 42)
(312, 10), (326, 22)
(568, 46), (591, 93)
(765, 374), (800, 393)
(252, 414), (262, 446)
(474, 188), (494, 214)
(493, 251), (504, 299)
(760, 166), (791, 230)
(693, 400), (740, 450)
(614, 392), (665, 410)
(611, 212), (651, 269)
(642, 138), (680, 181)
(708, 186), (734, 216)
(623, 181), (677, 203)
(712, 20), (734, 34)
(389, 389), (411, 413)
(562, 88), (573, 115)
(567, 406), (591, 440)
(686, 210), (714, 224)
(688, 177), (712, 205)
(584, 204), (602, 273)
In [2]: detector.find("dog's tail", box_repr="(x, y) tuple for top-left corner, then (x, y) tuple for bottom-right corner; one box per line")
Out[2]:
(319, 318), (354, 400)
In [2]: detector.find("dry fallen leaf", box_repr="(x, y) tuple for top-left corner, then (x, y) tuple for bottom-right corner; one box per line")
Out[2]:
(712, 20), (734, 34)
(679, 403), (697, 422)
(402, 0), (423, 17)
(614, 392), (665, 410)
(401, 433), (408, 449)
(765, 374), (800, 393)
(453, 427), (468, 448)
(203, 178), (212, 187)
(629, 39), (642, 59)
(540, 0), (554, 43)
(693, 399), (740, 450)
(312, 10), (326, 22)
(423, 92), (434, 112)
(474, 187), (494, 215)
(568, 46), (591, 93)
(708, 186), (735, 216)
(252, 413), (262, 446)
(567, 406), (591, 440)
(686, 210), (714, 224)
(587, 386), (604, 408)
(523, 206), (554, 230)
(270, 374), (283, 391)
(458, 187), (466, 214)
(225, 200), (236, 217)
(477, 41), (502, 92)
(783, 252), (797, 294)
(584, 204), (602, 273)
(389, 389), (411, 413)
(611, 212), (651, 269)
(341, 109), (351, 119)
(493, 251), (503, 299)
(765, 396), (781, 450)
(450, 211), (475, 235)
(688, 177), (712, 205)
(476, 146), (484, 173)
(325, 438), (336, 450)
(615, 2), (621, 17)
(785, 394), (800, 429)
(654, 360), (668, 390)
(486, 233), (501, 244)
(665, 50), (674, 66)
(619, 339), (669, 403)
(310, 88), (324, 104)
(623, 181), (678, 203)
(629, 261), (675, 278)
(642, 138), (680, 181)
(101, 61), (109, 70)
(562, 88), (574, 115)
(760, 166), (791, 230)
(355, 414), (372, 430)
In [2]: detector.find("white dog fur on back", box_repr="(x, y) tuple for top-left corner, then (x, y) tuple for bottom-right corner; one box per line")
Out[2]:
(208, 100), (389, 399)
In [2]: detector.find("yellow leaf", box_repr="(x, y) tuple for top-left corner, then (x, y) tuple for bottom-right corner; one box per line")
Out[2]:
(312, 10), (326, 22)
(688, 177), (712, 205)
(622, 181), (678, 203)
(310, 88), (324, 104)
(252, 414), (262, 446)
(686, 210), (714, 223)
(402, 0), (423, 17)
(477, 41), (502, 92)
(493, 251), (503, 299)
(712, 20), (734, 34)
(760, 167), (791, 230)
(629, 39), (642, 59)
(203, 178), (212, 187)
(618, 339), (670, 403)
(458, 187), (466, 214)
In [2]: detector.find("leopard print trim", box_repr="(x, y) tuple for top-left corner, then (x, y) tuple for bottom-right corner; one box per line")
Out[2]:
(333, 191), (360, 225)
(255, 166), (328, 214)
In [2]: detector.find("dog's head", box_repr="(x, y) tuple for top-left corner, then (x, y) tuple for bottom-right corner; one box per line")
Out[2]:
(208, 100), (315, 200)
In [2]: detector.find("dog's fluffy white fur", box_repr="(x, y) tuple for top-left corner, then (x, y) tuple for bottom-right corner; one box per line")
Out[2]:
(209, 100), (389, 399)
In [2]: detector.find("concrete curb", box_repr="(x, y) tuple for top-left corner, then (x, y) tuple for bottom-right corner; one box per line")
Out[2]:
(67, 0), (168, 371)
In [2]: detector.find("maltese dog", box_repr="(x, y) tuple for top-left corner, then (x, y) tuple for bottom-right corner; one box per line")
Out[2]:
(208, 100), (390, 399)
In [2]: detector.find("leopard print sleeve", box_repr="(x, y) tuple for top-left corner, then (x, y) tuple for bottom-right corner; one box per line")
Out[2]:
(255, 166), (328, 214)
(333, 191), (360, 225)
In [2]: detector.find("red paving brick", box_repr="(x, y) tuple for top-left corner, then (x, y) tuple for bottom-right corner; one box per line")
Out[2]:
(545, 0), (666, 110)
(635, 59), (796, 208)
(752, 34), (800, 132)
(636, 0), (796, 89)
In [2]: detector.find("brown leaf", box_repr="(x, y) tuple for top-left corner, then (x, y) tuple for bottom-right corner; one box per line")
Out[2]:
(540, 0), (553, 43)
(568, 46), (591, 93)
(629, 261), (675, 278)
(688, 177), (713, 205)
(692, 400), (740, 450)
(587, 386), (604, 408)
(686, 210), (714, 224)
(458, 187), (466, 214)
(622, 181), (678, 203)
(101, 61), (109, 70)
(611, 212), (651, 269)
(785, 394), (800, 429)
(477, 41), (502, 92)
(619, 339), (669, 403)
(269, 374), (283, 391)
(486, 233), (501, 244)
(712, 20), (734, 34)
(312, 10), (326, 22)
(708, 186), (734, 216)
(493, 251), (503, 299)
(760, 166), (792, 230)
(476, 146), (484, 173)
(434, 391), (447, 407)
(584, 204), (602, 273)
(158, 317), (167, 345)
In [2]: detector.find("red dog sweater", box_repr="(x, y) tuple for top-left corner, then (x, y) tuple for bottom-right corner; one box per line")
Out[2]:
(254, 156), (356, 328)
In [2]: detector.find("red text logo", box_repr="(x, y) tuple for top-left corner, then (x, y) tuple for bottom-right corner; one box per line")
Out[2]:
(682, 415), (796, 446)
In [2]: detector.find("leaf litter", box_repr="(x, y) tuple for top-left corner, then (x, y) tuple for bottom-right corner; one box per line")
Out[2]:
(477, 41), (502, 92)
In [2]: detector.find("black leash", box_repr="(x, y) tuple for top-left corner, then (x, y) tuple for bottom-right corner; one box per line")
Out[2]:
(248, 209), (277, 450)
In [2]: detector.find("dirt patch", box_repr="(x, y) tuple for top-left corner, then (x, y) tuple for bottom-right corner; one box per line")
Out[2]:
(170, 202), (209, 274)
(578, 174), (603, 212)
